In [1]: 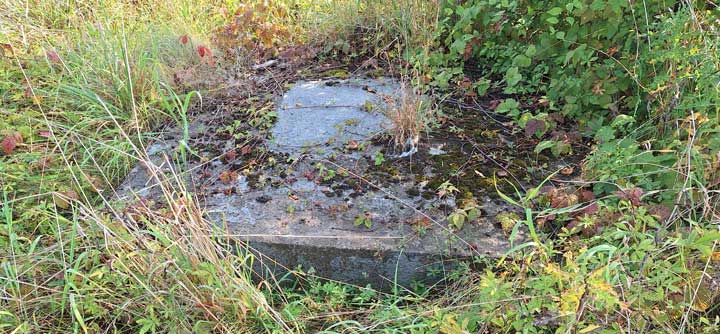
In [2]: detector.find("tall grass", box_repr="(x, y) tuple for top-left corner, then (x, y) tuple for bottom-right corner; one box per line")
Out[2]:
(0, 1), (291, 332)
(282, 0), (440, 58)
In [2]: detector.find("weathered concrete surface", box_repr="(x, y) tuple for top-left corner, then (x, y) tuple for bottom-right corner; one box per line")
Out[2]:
(117, 77), (521, 290)
(269, 79), (395, 156)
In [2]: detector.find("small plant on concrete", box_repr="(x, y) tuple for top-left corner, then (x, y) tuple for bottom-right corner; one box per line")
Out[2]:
(372, 150), (385, 166)
(435, 180), (459, 199)
(314, 162), (337, 181)
(383, 80), (433, 157)
(354, 212), (373, 229)
(448, 199), (480, 230)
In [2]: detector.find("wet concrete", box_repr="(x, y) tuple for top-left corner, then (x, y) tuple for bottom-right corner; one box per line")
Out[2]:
(117, 77), (522, 289)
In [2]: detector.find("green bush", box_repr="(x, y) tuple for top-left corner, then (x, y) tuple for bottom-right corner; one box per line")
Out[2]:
(413, 1), (719, 199)
(419, 1), (717, 123)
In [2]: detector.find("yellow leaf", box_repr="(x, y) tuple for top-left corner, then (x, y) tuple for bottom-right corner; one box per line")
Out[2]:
(579, 324), (601, 333)
(711, 251), (720, 263)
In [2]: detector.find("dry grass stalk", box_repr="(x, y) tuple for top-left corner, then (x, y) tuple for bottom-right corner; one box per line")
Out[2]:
(383, 81), (430, 157)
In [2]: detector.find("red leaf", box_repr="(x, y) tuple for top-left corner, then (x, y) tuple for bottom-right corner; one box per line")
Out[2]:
(240, 145), (252, 155)
(180, 35), (189, 45)
(37, 156), (52, 170)
(0, 43), (13, 56)
(525, 119), (545, 137)
(197, 45), (211, 57)
(224, 150), (237, 162)
(38, 130), (52, 138)
(559, 166), (574, 175)
(579, 190), (595, 202)
(346, 140), (360, 150)
(615, 187), (643, 206)
(581, 202), (599, 216)
(219, 170), (238, 184)
(1, 132), (21, 155)
(46, 50), (61, 63)
(649, 205), (672, 222)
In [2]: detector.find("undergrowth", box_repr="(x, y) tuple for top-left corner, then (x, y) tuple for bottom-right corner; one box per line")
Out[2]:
(1, 0), (719, 333)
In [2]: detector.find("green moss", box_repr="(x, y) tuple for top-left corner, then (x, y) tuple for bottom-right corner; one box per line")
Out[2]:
(425, 148), (496, 198)
(406, 187), (420, 197)
(246, 173), (261, 189)
(421, 191), (435, 200)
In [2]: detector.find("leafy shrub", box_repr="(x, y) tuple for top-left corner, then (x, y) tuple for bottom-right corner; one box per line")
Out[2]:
(418, 1), (717, 125)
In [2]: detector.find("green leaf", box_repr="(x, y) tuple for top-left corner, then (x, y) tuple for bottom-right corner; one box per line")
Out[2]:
(514, 55), (531, 67)
(534, 140), (555, 154)
(524, 45), (537, 57)
(495, 99), (520, 115)
(546, 17), (559, 24)
(449, 211), (466, 230)
(547, 7), (562, 16)
(610, 115), (635, 129)
(504, 67), (522, 87)
(551, 141), (571, 156)
(467, 208), (480, 222)
(373, 151), (385, 166)
(474, 78), (491, 96)
(595, 126), (615, 142)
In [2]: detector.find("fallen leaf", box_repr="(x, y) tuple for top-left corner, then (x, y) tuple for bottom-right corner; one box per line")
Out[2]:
(197, 45), (212, 57)
(615, 187), (643, 206)
(46, 50), (61, 63)
(1, 132), (21, 155)
(53, 190), (78, 209)
(407, 216), (431, 228)
(303, 170), (315, 181)
(0, 43), (13, 56)
(550, 190), (578, 209)
(525, 119), (546, 137)
(648, 204), (672, 222)
(579, 189), (595, 202)
(197, 45), (215, 66)
(224, 150), (237, 162)
(37, 156), (52, 170)
(240, 145), (252, 155)
(346, 140), (360, 150)
(559, 166), (575, 175)
(219, 170), (238, 184)
(580, 202), (599, 216)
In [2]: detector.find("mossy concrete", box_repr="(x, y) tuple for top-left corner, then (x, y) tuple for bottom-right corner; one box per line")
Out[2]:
(118, 77), (522, 290)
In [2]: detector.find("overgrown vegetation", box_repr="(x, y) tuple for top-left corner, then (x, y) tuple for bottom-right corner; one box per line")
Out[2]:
(1, 0), (718, 333)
